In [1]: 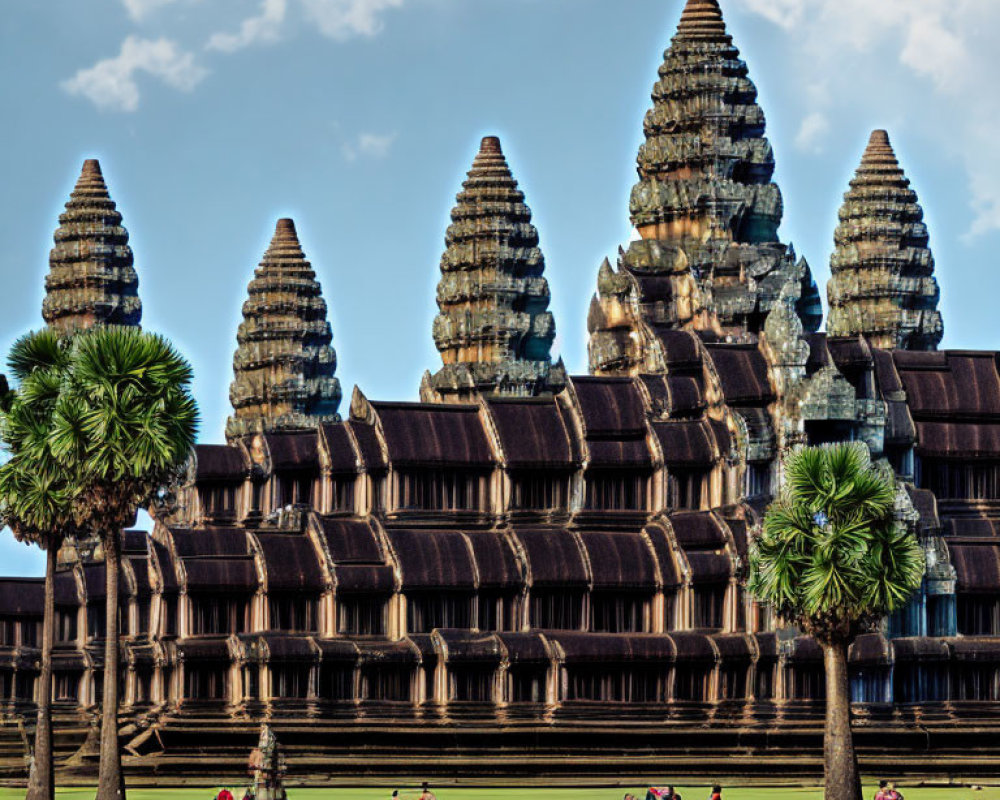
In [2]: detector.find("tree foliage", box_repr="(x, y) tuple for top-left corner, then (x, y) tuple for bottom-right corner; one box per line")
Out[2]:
(748, 442), (924, 643)
(0, 330), (78, 544)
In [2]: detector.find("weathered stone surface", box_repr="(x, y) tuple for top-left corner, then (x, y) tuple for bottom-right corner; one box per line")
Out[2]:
(827, 130), (943, 350)
(588, 0), (821, 373)
(43, 159), (141, 332)
(227, 218), (341, 439)
(423, 136), (565, 402)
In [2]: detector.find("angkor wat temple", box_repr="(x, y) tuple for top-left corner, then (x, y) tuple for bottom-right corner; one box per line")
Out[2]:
(1, 0), (998, 785)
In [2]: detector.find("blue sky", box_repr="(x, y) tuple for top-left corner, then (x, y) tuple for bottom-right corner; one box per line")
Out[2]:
(1, 0), (998, 575)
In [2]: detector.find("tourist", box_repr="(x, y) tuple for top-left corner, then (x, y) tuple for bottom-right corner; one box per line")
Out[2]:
(888, 781), (904, 800)
(241, 788), (255, 800)
(707, 785), (722, 800)
(419, 782), (437, 800)
(217, 788), (234, 800)
(875, 780), (890, 800)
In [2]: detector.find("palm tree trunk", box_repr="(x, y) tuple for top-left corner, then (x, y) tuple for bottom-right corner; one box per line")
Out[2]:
(26, 544), (57, 800)
(823, 639), (862, 800)
(96, 534), (125, 800)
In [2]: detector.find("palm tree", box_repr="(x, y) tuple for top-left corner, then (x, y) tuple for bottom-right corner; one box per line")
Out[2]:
(0, 330), (78, 800)
(50, 328), (198, 800)
(748, 442), (924, 800)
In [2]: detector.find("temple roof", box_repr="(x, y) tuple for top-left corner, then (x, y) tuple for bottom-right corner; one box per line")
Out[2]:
(424, 136), (565, 402)
(827, 130), (943, 350)
(43, 159), (142, 332)
(227, 218), (341, 440)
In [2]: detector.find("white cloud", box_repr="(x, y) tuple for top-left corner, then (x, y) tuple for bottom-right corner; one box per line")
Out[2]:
(207, 0), (288, 53)
(738, 0), (804, 31)
(121, 0), (181, 21)
(342, 132), (397, 162)
(734, 0), (1000, 237)
(300, 0), (405, 41)
(62, 36), (208, 112)
(794, 111), (830, 154)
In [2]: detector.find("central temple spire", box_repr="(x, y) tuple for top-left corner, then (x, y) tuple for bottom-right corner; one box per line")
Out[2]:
(588, 0), (821, 373)
(422, 136), (565, 403)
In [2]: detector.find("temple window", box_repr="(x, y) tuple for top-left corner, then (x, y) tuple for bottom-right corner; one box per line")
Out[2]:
(243, 666), (260, 700)
(189, 594), (250, 635)
(563, 666), (669, 703)
(920, 460), (1000, 500)
(668, 470), (707, 510)
(951, 664), (1000, 701)
(477, 592), (518, 632)
(927, 594), (957, 637)
(53, 672), (79, 702)
(406, 592), (473, 633)
(508, 667), (547, 703)
(718, 662), (749, 700)
(56, 608), (77, 643)
(530, 590), (585, 630)
(894, 664), (948, 703)
(784, 664), (825, 700)
(268, 593), (318, 633)
(134, 671), (153, 704)
(510, 471), (570, 511)
(584, 471), (651, 511)
(745, 463), (770, 499)
(135, 598), (152, 636)
(361, 665), (412, 702)
(448, 666), (495, 702)
(336, 595), (388, 636)
(13, 673), (35, 701)
(329, 477), (356, 512)
(86, 603), (106, 640)
(276, 470), (315, 508)
(849, 667), (891, 703)
(673, 664), (713, 701)
(589, 593), (651, 633)
(957, 596), (1000, 636)
(318, 666), (355, 702)
(0, 619), (16, 646)
(754, 662), (776, 699)
(394, 469), (488, 511)
(198, 483), (239, 520)
(270, 665), (312, 699)
(184, 666), (228, 700)
(691, 584), (726, 630)
(162, 596), (179, 637)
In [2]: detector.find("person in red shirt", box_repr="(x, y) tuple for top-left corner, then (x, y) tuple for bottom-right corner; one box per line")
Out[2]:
(217, 787), (234, 800)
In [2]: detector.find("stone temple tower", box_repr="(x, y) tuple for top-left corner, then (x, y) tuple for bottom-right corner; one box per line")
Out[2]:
(43, 159), (142, 332)
(826, 130), (943, 350)
(588, 0), (821, 373)
(421, 136), (566, 403)
(227, 218), (341, 440)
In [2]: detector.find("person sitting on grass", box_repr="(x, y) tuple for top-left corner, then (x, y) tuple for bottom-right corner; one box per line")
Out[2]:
(217, 787), (234, 800)
(875, 780), (890, 800)
(887, 781), (904, 800)
(707, 785), (722, 800)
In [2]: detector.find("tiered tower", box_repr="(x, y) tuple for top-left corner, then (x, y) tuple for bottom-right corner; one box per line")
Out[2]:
(43, 159), (141, 332)
(588, 0), (821, 373)
(826, 130), (943, 350)
(227, 218), (341, 440)
(422, 136), (565, 402)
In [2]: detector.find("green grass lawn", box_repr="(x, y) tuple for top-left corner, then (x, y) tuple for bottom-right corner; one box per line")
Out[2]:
(0, 787), (991, 800)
